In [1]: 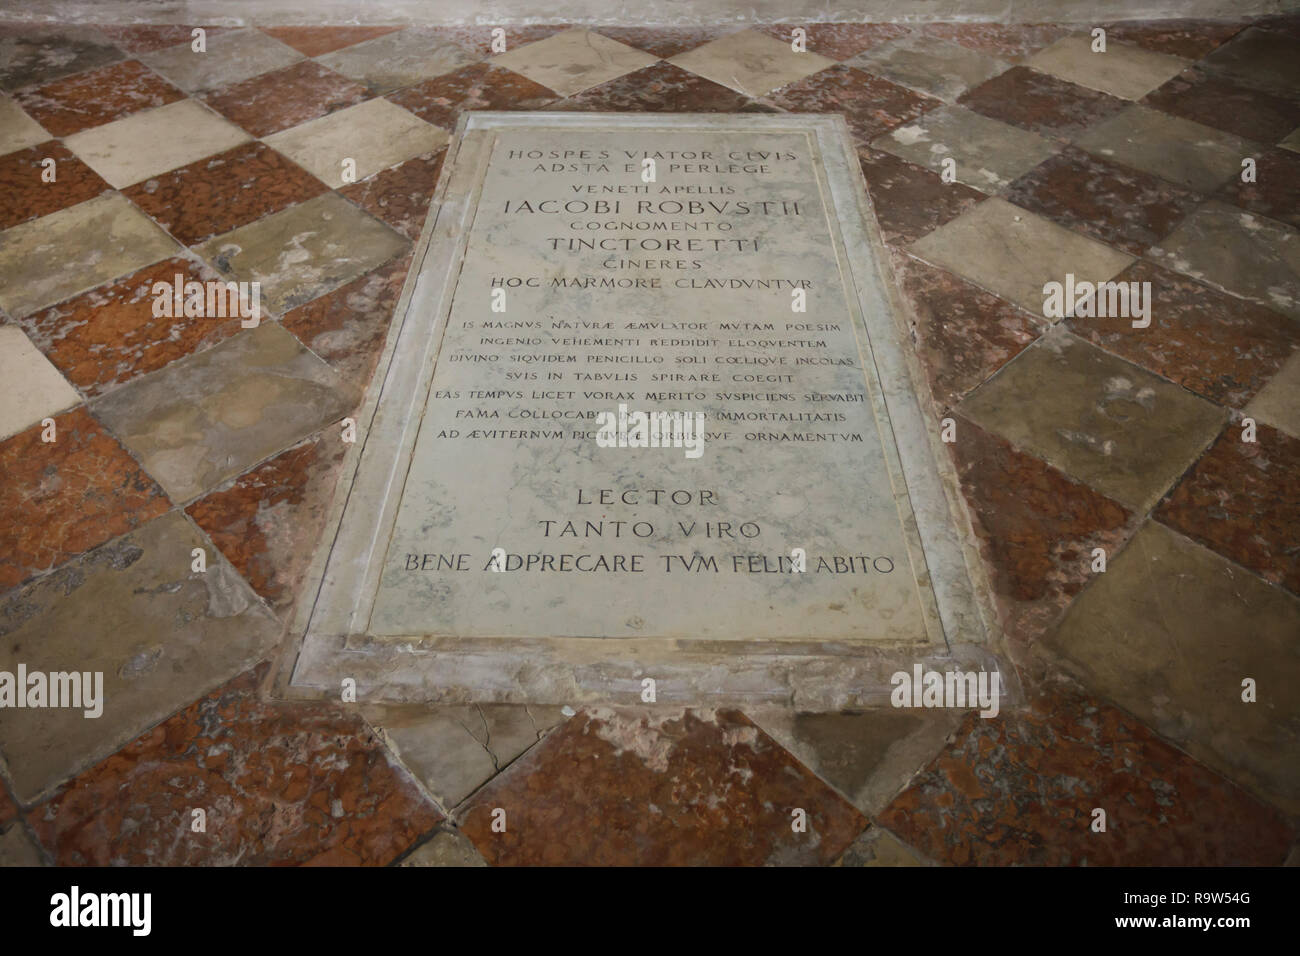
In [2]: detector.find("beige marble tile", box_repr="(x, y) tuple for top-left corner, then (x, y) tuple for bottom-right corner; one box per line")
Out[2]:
(669, 28), (836, 98)
(909, 197), (1132, 314)
(0, 326), (80, 440)
(1028, 34), (1191, 100)
(1200, 27), (1300, 99)
(1246, 349), (1300, 440)
(1280, 127), (1300, 153)
(873, 105), (1058, 193)
(63, 99), (251, 188)
(194, 192), (408, 314)
(1073, 104), (1253, 193)
(1148, 200), (1300, 321)
(492, 28), (658, 97)
(0, 95), (50, 154)
(264, 98), (447, 189)
(140, 28), (303, 93)
(959, 326), (1225, 511)
(0, 193), (179, 317)
(399, 828), (487, 867)
(0, 825), (44, 866)
(848, 34), (1010, 103)
(90, 323), (355, 503)
(315, 27), (478, 95)
(837, 827), (936, 866)
(0, 510), (282, 803)
(1047, 520), (1300, 814)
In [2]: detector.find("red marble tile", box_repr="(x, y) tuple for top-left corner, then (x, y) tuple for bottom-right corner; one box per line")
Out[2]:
(339, 151), (443, 240)
(0, 781), (17, 826)
(14, 59), (184, 136)
(281, 255), (411, 395)
(18, 256), (242, 398)
(1216, 146), (1300, 228)
(859, 147), (985, 246)
(959, 66), (1128, 140)
(1099, 18), (1247, 59)
(878, 681), (1295, 865)
(1068, 260), (1300, 408)
(766, 64), (939, 145)
(557, 61), (757, 113)
(458, 708), (866, 866)
(1143, 65), (1300, 144)
(754, 23), (911, 60)
(201, 60), (369, 138)
(949, 416), (1136, 643)
(95, 24), (229, 54)
(0, 406), (170, 591)
(261, 25), (404, 58)
(122, 141), (328, 246)
(387, 62), (556, 129)
(29, 666), (441, 866)
(920, 22), (1071, 63)
(891, 252), (1042, 410)
(594, 26), (738, 59)
(1157, 421), (1300, 595)
(185, 433), (348, 612)
(0, 141), (110, 231)
(1004, 145), (1204, 256)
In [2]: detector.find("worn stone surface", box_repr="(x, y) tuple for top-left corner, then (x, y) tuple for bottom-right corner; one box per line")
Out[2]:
(873, 104), (1058, 193)
(890, 251), (1041, 409)
(879, 679), (1295, 865)
(139, 28), (303, 94)
(388, 62), (556, 129)
(338, 152), (443, 241)
(90, 323), (354, 504)
(0, 512), (282, 803)
(487, 28), (658, 98)
(0, 325), (80, 441)
(365, 703), (567, 809)
(201, 60), (369, 138)
(1144, 64), (1300, 145)
(264, 98), (447, 190)
(1027, 35), (1190, 100)
(557, 61), (758, 113)
(755, 23), (909, 61)
(1004, 144), (1203, 256)
(314, 27), (479, 95)
(14, 59), (184, 137)
(1147, 200), (1300, 320)
(94, 25), (230, 55)
(0, 26), (122, 93)
(919, 23), (1071, 63)
(1217, 146), (1300, 229)
(0, 192), (179, 318)
(185, 432), (349, 613)
(857, 148), (985, 247)
(1046, 521), (1300, 816)
(1073, 103), (1253, 193)
(0, 406), (169, 591)
(1068, 260), (1300, 408)
(399, 827), (486, 867)
(596, 25), (738, 60)
(0, 825), (44, 866)
(908, 198), (1132, 314)
(122, 141), (328, 246)
(847, 34), (1009, 103)
(458, 708), (868, 865)
(1100, 18), (1247, 59)
(1246, 349), (1300, 439)
(262, 25), (403, 58)
(668, 28), (835, 98)
(1157, 422), (1300, 595)
(1199, 27), (1300, 98)
(768, 63), (938, 144)
(836, 826), (935, 866)
(63, 98), (251, 189)
(28, 666), (440, 865)
(958, 327), (1225, 511)
(0, 95), (50, 153)
(194, 192), (408, 314)
(958, 65), (1126, 139)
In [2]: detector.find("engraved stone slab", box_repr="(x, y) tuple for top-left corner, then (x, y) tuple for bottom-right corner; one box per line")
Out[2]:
(288, 113), (994, 706)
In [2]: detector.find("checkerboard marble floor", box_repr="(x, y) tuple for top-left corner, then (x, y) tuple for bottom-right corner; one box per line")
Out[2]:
(0, 17), (1298, 866)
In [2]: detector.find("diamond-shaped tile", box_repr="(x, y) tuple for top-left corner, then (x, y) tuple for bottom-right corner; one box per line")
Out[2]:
(0, 26), (122, 93)
(1147, 199), (1300, 320)
(873, 104), (1058, 193)
(96, 24), (231, 55)
(0, 192), (179, 317)
(264, 98), (446, 189)
(492, 28), (658, 98)
(0, 141), (111, 231)
(1047, 520), (1300, 815)
(668, 28), (835, 98)
(957, 326), (1225, 511)
(338, 151), (443, 240)
(1098, 18), (1248, 59)
(597, 25), (742, 60)
(755, 23), (910, 61)
(1027, 34), (1191, 100)
(1199, 27), (1300, 98)
(200, 60), (368, 137)
(0, 94), (49, 153)
(908, 197), (1132, 313)
(557, 61), (757, 113)
(261, 25), (404, 58)
(0, 325), (80, 440)
(387, 62), (557, 129)
(139, 28), (303, 94)
(314, 26), (478, 96)
(63, 98), (251, 188)
(1246, 349), (1300, 439)
(1143, 64), (1300, 144)
(958, 65), (1127, 139)
(848, 34), (1010, 103)
(919, 23), (1071, 64)
(857, 148), (985, 246)
(14, 59), (184, 136)
(1217, 147), (1300, 228)
(767, 63), (938, 143)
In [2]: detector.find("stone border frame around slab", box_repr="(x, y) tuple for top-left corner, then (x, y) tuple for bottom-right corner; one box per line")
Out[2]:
(277, 111), (1004, 709)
